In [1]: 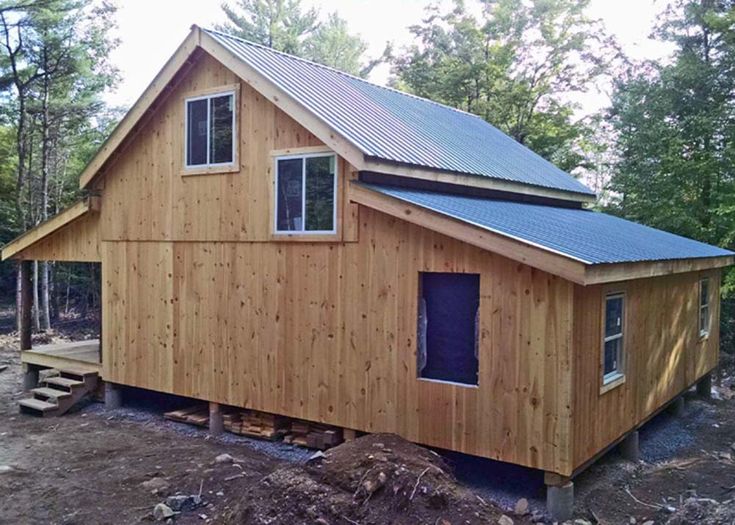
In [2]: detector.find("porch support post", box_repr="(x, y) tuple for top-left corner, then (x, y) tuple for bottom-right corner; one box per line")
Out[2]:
(209, 402), (224, 436)
(545, 472), (574, 522)
(19, 260), (32, 351)
(696, 373), (712, 399)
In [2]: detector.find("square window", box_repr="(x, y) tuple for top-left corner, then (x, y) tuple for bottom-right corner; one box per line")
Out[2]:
(185, 91), (235, 168)
(275, 154), (336, 234)
(417, 272), (480, 386)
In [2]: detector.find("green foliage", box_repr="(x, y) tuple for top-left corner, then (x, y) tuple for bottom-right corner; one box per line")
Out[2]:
(217, 0), (319, 55)
(607, 0), (735, 251)
(217, 0), (378, 76)
(390, 0), (620, 173)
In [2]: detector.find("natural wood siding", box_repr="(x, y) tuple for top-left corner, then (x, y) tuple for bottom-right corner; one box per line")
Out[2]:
(102, 208), (574, 474)
(98, 51), (358, 243)
(13, 212), (100, 262)
(571, 270), (720, 470)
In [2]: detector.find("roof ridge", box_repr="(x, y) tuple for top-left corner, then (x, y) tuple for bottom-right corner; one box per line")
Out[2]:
(202, 27), (483, 120)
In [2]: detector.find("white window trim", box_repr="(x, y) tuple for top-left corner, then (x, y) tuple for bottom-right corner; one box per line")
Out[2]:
(602, 292), (625, 387)
(184, 90), (237, 169)
(273, 152), (338, 235)
(699, 278), (710, 338)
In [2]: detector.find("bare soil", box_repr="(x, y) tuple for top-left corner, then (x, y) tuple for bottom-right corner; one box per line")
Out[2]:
(1, 322), (735, 524)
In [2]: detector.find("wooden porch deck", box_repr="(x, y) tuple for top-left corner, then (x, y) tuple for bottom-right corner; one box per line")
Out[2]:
(21, 339), (101, 374)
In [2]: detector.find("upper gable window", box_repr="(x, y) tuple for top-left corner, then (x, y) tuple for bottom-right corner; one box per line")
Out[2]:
(275, 153), (337, 234)
(185, 91), (235, 168)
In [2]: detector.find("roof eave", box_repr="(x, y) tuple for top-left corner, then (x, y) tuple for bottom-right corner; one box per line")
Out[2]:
(349, 181), (734, 285)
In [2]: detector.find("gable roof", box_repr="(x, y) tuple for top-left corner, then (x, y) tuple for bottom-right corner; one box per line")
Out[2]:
(78, 26), (594, 203)
(204, 28), (594, 199)
(350, 182), (734, 284)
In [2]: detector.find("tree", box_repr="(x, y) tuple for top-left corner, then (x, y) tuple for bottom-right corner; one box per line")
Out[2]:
(302, 13), (367, 76)
(0, 0), (119, 331)
(217, 0), (383, 76)
(607, 0), (735, 249)
(391, 0), (621, 173)
(217, 0), (318, 55)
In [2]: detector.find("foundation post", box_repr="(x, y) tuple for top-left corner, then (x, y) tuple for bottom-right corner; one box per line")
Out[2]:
(209, 402), (224, 436)
(104, 382), (123, 408)
(19, 260), (32, 352)
(343, 429), (356, 442)
(545, 473), (574, 522)
(696, 373), (712, 399)
(22, 363), (39, 391)
(620, 430), (640, 462)
(669, 396), (685, 417)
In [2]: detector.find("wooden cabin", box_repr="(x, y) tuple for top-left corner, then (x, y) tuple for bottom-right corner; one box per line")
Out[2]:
(3, 25), (732, 519)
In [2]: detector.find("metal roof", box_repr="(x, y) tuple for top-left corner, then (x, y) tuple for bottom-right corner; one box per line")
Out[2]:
(204, 28), (595, 198)
(359, 183), (733, 265)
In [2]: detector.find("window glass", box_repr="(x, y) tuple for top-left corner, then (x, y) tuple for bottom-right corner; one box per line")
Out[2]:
(210, 94), (234, 164)
(699, 278), (710, 336)
(275, 154), (336, 233)
(186, 98), (208, 166)
(305, 156), (335, 231)
(418, 272), (480, 386)
(604, 338), (621, 376)
(603, 294), (624, 383)
(605, 296), (623, 337)
(276, 158), (304, 231)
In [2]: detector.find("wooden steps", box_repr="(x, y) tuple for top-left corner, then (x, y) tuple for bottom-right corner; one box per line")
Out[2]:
(18, 368), (99, 417)
(164, 405), (344, 449)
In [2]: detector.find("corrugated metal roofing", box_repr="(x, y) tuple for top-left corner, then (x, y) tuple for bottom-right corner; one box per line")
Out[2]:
(359, 183), (733, 264)
(204, 28), (595, 197)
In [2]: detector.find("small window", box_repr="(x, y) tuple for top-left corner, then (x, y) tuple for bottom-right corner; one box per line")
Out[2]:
(417, 272), (480, 386)
(699, 278), (710, 337)
(603, 293), (625, 385)
(185, 91), (235, 168)
(275, 154), (336, 234)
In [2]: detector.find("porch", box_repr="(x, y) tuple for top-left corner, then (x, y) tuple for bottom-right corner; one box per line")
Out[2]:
(21, 339), (101, 375)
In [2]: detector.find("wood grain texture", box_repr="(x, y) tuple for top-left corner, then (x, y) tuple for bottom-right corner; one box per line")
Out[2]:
(5, 210), (100, 262)
(99, 52), (358, 244)
(102, 208), (574, 474)
(571, 270), (721, 470)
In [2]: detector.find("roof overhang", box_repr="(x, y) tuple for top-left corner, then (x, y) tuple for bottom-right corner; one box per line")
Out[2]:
(348, 182), (733, 285)
(1, 197), (99, 261)
(77, 25), (594, 205)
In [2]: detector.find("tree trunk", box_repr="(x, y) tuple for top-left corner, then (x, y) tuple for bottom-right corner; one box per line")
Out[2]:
(39, 44), (51, 331)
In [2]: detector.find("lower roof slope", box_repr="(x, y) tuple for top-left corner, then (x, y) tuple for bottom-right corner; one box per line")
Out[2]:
(359, 183), (733, 265)
(204, 28), (594, 198)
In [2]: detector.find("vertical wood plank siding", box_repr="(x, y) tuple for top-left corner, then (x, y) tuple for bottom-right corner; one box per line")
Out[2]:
(93, 49), (721, 477)
(571, 270), (721, 470)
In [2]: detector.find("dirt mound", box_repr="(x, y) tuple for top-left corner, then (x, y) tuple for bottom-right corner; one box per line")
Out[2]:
(666, 498), (735, 525)
(226, 433), (505, 524)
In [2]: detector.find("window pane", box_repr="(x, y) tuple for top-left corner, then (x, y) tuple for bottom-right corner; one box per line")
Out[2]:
(604, 338), (620, 376)
(210, 95), (234, 164)
(605, 296), (623, 337)
(700, 279), (709, 307)
(276, 158), (303, 231)
(305, 156), (335, 231)
(419, 272), (480, 385)
(700, 305), (709, 333)
(186, 99), (208, 166)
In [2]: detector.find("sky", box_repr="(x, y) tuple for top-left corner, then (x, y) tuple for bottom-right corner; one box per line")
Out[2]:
(105, 0), (675, 114)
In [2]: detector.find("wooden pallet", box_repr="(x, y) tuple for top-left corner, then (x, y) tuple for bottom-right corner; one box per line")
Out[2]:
(164, 405), (344, 449)
(283, 420), (343, 450)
